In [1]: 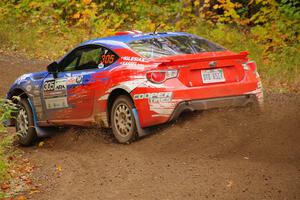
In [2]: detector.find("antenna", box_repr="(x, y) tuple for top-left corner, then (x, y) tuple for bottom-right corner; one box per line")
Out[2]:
(153, 24), (161, 34)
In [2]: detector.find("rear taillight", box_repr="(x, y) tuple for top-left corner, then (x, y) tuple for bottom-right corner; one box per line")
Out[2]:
(146, 70), (178, 84)
(243, 61), (259, 77)
(242, 61), (257, 72)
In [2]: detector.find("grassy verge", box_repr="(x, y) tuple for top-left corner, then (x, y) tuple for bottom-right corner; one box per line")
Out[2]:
(0, 135), (14, 179)
(0, 18), (299, 93)
(0, 135), (14, 198)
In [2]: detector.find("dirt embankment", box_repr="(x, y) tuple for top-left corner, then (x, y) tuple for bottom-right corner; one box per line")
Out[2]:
(1, 53), (299, 200)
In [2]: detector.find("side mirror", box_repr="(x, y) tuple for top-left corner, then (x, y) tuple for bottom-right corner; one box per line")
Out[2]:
(47, 62), (59, 78)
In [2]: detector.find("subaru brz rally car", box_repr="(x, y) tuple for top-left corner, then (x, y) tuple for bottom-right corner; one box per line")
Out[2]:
(6, 31), (263, 145)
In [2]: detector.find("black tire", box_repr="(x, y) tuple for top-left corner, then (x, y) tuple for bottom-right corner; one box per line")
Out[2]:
(15, 98), (37, 146)
(111, 95), (137, 143)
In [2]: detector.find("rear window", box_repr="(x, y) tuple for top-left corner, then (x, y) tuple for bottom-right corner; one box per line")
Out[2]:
(127, 35), (226, 58)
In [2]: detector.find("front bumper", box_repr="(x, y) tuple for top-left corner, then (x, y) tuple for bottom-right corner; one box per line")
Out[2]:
(169, 94), (257, 121)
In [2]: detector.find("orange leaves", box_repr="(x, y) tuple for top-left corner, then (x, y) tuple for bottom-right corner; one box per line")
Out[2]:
(16, 195), (27, 200)
(72, 13), (81, 19)
(0, 156), (36, 199)
(82, 0), (92, 5)
(1, 182), (10, 191)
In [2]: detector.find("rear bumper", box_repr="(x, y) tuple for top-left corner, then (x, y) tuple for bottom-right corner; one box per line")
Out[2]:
(169, 94), (257, 121)
(132, 75), (263, 128)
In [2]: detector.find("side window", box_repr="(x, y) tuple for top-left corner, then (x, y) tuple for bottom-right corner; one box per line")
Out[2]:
(76, 48), (100, 70)
(64, 55), (79, 71)
(60, 45), (119, 72)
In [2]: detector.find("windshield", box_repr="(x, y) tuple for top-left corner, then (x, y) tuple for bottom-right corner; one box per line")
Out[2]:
(127, 35), (226, 58)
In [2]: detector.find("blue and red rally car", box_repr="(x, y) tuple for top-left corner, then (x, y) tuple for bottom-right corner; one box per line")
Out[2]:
(6, 31), (263, 145)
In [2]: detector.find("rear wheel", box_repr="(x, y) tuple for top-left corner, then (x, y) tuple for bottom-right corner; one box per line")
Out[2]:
(16, 98), (37, 146)
(111, 95), (137, 143)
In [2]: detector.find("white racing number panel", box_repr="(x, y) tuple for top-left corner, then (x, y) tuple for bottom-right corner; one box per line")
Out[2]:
(201, 69), (226, 84)
(43, 78), (68, 110)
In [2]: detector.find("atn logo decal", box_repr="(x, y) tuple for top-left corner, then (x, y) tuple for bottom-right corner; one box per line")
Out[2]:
(54, 79), (67, 90)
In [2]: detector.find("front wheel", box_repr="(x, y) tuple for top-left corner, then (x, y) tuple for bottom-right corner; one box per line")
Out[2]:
(16, 98), (37, 146)
(111, 95), (137, 143)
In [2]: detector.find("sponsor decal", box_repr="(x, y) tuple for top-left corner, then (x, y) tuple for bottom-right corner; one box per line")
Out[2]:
(66, 75), (83, 85)
(120, 61), (138, 65)
(75, 75), (83, 84)
(43, 79), (67, 97)
(54, 79), (67, 90)
(134, 92), (172, 103)
(45, 97), (68, 110)
(25, 85), (32, 92)
(98, 63), (104, 69)
(43, 78), (68, 109)
(122, 56), (146, 62)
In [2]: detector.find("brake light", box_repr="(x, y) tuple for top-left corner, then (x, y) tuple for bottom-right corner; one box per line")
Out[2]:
(243, 61), (257, 72)
(146, 70), (178, 84)
(242, 61), (260, 77)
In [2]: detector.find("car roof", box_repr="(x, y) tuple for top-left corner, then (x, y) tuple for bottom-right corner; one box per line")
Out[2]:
(80, 32), (192, 49)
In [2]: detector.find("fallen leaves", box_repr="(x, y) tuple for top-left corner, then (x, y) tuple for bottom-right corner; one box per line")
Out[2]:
(16, 196), (26, 200)
(1, 182), (10, 190)
(0, 155), (37, 199)
(38, 141), (45, 148)
(29, 187), (40, 195)
(55, 165), (62, 172)
(226, 180), (234, 188)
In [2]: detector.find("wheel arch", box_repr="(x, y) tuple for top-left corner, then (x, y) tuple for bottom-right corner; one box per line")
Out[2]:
(7, 88), (30, 126)
(7, 88), (29, 101)
(107, 88), (135, 126)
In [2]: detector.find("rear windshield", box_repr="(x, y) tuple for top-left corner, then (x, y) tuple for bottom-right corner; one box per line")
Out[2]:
(127, 35), (226, 58)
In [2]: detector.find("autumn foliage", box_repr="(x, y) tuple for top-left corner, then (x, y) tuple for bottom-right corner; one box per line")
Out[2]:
(0, 0), (299, 90)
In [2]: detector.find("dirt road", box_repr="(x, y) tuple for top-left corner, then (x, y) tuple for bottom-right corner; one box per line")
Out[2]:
(1, 52), (299, 200)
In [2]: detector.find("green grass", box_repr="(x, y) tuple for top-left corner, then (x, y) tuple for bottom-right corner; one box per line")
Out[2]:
(0, 135), (13, 182)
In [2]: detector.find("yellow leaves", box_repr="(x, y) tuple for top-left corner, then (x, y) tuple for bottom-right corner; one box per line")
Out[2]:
(38, 141), (44, 147)
(213, 4), (220, 9)
(56, 165), (62, 172)
(72, 12), (81, 19)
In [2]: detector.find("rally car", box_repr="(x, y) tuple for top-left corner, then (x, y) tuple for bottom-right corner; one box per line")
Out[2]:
(6, 31), (263, 145)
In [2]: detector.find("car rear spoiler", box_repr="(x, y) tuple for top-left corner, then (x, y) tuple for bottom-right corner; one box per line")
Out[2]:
(149, 51), (249, 66)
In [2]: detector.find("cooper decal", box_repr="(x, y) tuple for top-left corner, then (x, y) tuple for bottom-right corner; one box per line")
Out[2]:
(134, 92), (173, 103)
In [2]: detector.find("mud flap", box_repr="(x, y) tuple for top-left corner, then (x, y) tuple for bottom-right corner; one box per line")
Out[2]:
(27, 97), (56, 137)
(132, 108), (149, 137)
